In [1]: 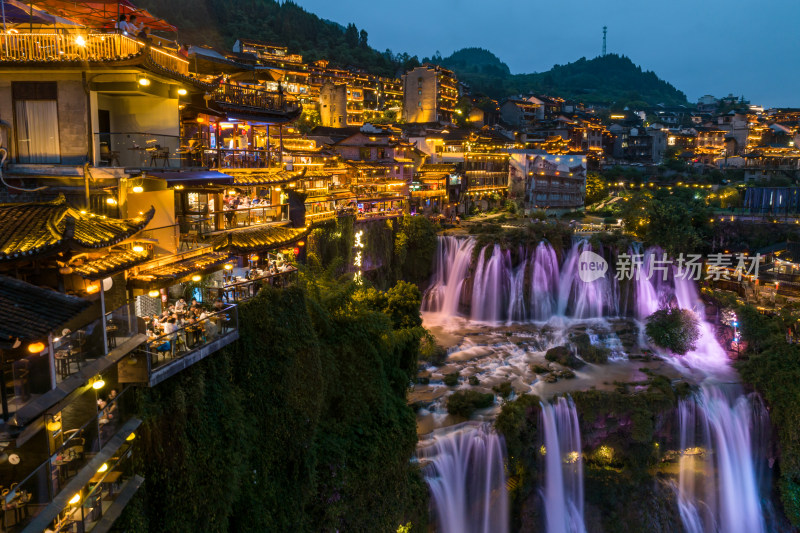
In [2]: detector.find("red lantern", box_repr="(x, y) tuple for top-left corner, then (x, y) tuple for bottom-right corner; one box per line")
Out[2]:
(293, 247), (300, 255)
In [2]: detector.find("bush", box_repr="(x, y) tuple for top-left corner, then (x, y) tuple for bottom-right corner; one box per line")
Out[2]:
(419, 336), (447, 365)
(572, 333), (610, 364)
(443, 371), (460, 387)
(468, 375), (480, 386)
(446, 390), (495, 417)
(645, 307), (700, 355)
(492, 381), (513, 399)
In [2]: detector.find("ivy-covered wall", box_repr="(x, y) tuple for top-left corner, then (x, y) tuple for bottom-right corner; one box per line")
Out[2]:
(117, 279), (428, 531)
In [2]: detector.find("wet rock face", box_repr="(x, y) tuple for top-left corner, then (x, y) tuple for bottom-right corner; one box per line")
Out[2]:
(545, 345), (584, 368)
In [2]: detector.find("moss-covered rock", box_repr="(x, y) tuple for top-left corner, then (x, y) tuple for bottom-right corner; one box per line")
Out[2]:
(446, 390), (495, 417)
(545, 345), (584, 368)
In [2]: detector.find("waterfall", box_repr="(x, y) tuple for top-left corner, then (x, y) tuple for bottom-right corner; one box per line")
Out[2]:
(471, 244), (512, 323)
(530, 241), (560, 321)
(557, 240), (617, 319)
(507, 248), (528, 322)
(420, 424), (509, 533)
(423, 236), (476, 316)
(676, 384), (768, 533)
(540, 396), (586, 533)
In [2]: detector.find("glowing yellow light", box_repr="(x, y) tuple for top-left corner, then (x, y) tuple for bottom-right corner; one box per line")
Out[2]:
(97, 463), (109, 473)
(138, 77), (151, 87)
(75, 35), (86, 47)
(126, 433), (136, 441)
(191, 275), (202, 282)
(177, 88), (187, 96)
(69, 494), (81, 505)
(228, 190), (236, 195)
(250, 255), (259, 261)
(148, 289), (160, 298)
(86, 283), (100, 294)
(106, 197), (117, 205)
(132, 186), (144, 193)
(28, 342), (45, 354)
(92, 379), (105, 390)
(224, 264), (233, 270)
(133, 245), (144, 253)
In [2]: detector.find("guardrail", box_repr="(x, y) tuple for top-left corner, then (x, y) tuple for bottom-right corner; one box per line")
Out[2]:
(1, 31), (188, 74)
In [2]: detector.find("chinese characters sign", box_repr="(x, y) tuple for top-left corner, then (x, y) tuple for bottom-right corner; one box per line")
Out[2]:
(354, 229), (364, 285)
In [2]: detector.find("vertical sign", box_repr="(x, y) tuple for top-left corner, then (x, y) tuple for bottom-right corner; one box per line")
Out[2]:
(354, 229), (364, 285)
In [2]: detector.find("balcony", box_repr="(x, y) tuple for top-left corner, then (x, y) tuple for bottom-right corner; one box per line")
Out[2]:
(138, 304), (239, 387)
(0, 31), (188, 76)
(178, 204), (290, 243)
(209, 83), (302, 122)
(6, 386), (140, 532)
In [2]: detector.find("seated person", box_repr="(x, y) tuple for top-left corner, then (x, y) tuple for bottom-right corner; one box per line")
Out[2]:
(212, 298), (224, 313)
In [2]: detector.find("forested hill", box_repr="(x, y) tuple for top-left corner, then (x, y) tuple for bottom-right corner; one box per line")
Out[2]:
(140, 0), (688, 107)
(136, 0), (421, 76)
(439, 48), (688, 106)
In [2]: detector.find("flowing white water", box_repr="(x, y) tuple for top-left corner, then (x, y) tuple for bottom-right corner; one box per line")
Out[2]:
(420, 235), (771, 533)
(540, 396), (586, 533)
(420, 424), (509, 533)
(676, 384), (768, 533)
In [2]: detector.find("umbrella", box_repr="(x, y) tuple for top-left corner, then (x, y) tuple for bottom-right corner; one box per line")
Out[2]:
(1, 0), (61, 25)
(30, 0), (177, 31)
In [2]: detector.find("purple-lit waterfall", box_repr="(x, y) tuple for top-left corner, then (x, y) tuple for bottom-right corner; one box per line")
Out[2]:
(420, 425), (509, 533)
(423, 237), (476, 315)
(676, 385), (770, 533)
(540, 396), (586, 533)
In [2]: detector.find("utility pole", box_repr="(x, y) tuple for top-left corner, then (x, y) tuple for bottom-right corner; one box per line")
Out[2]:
(602, 26), (607, 56)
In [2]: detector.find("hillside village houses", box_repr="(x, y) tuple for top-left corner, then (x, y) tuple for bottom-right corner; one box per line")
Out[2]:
(0, 2), (797, 527)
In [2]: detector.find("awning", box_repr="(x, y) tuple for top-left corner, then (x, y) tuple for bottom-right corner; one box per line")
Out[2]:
(128, 251), (230, 289)
(146, 170), (234, 187)
(231, 171), (298, 187)
(357, 195), (405, 203)
(30, 0), (177, 31)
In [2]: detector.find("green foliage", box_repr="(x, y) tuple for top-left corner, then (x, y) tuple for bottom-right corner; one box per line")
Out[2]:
(621, 192), (710, 256)
(645, 307), (701, 355)
(492, 381), (513, 399)
(446, 390), (494, 417)
(394, 215), (438, 285)
(443, 371), (460, 387)
(571, 333), (610, 364)
(118, 275), (428, 531)
(585, 172), (609, 206)
(737, 305), (800, 527)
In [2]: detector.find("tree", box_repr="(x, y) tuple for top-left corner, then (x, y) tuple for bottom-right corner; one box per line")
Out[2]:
(359, 29), (368, 49)
(344, 23), (359, 48)
(585, 172), (608, 205)
(645, 307), (700, 355)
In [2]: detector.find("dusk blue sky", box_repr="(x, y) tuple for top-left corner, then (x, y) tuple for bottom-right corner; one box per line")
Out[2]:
(293, 0), (800, 107)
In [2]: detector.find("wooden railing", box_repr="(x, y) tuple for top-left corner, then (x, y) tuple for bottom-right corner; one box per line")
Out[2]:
(212, 83), (301, 113)
(0, 31), (188, 75)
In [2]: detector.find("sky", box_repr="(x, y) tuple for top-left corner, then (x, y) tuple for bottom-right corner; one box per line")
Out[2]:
(292, 0), (800, 108)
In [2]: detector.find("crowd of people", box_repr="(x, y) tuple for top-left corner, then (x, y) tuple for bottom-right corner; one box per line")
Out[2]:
(114, 14), (189, 57)
(142, 297), (228, 354)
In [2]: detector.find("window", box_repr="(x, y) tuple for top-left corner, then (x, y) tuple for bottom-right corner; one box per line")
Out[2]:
(13, 82), (60, 163)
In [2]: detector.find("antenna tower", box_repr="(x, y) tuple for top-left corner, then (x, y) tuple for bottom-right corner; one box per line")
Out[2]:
(602, 26), (607, 56)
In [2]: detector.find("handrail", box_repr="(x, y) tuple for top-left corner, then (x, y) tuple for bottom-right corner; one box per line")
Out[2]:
(212, 83), (300, 112)
(0, 31), (188, 74)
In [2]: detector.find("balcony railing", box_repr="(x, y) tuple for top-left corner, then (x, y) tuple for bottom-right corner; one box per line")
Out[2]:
(0, 31), (188, 75)
(178, 204), (290, 237)
(212, 83), (301, 113)
(94, 132), (183, 169)
(140, 304), (239, 375)
(6, 386), (136, 531)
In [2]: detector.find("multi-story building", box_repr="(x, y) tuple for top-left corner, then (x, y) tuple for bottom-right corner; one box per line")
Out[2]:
(401, 65), (458, 124)
(517, 153), (587, 210)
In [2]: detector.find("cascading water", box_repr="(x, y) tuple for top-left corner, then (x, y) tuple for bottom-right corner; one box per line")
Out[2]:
(676, 384), (769, 533)
(540, 396), (586, 533)
(424, 236), (476, 316)
(530, 241), (560, 321)
(557, 240), (618, 319)
(420, 424), (509, 533)
(471, 244), (512, 323)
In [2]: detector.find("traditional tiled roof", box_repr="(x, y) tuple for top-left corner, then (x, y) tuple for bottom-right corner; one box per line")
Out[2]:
(71, 249), (151, 280)
(0, 196), (154, 262)
(419, 163), (456, 173)
(128, 251), (230, 288)
(231, 170), (299, 186)
(212, 225), (309, 254)
(0, 275), (91, 346)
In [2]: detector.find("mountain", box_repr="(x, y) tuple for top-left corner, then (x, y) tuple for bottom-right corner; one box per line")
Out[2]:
(138, 0), (687, 107)
(439, 49), (687, 106)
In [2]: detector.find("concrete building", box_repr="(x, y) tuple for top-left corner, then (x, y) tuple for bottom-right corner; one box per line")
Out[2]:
(320, 82), (349, 127)
(401, 65), (458, 124)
